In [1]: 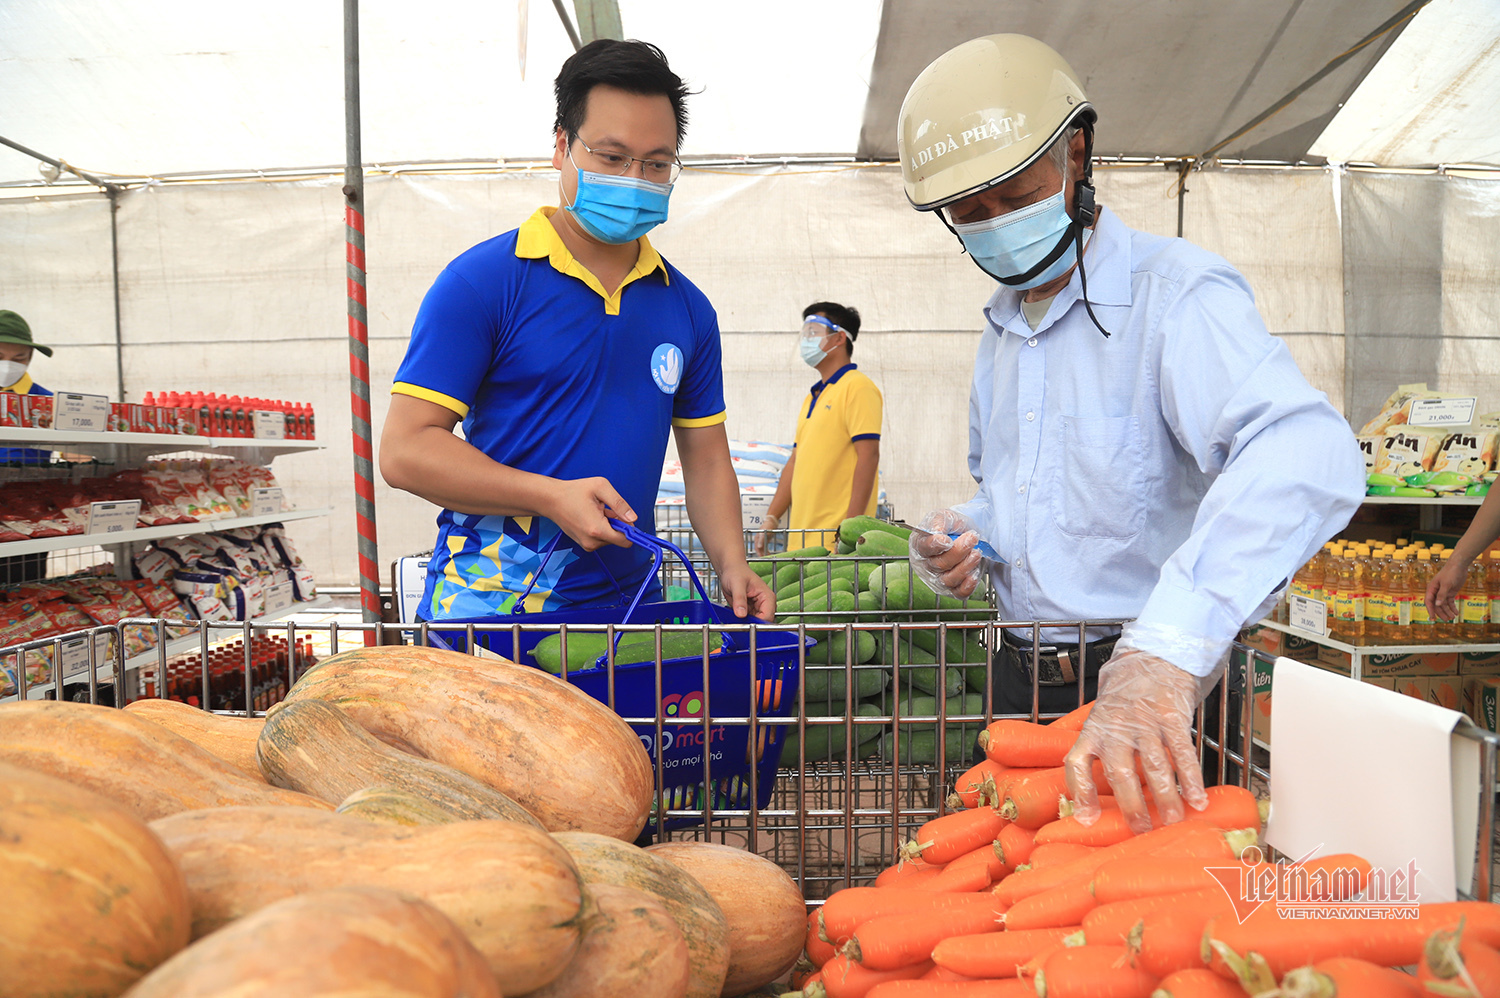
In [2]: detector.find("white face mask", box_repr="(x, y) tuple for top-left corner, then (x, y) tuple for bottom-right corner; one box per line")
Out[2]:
(0, 360), (26, 388)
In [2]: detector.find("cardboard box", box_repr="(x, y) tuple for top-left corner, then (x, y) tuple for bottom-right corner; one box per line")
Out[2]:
(1241, 624), (1320, 661)
(1424, 675), (1461, 711)
(1251, 654), (1273, 747)
(1459, 650), (1500, 676)
(1464, 677), (1500, 732)
(1316, 645), (1458, 677)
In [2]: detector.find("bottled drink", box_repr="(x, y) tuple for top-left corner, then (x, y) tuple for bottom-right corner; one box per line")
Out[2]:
(1352, 545), (1373, 644)
(1433, 551), (1458, 643)
(1489, 551), (1500, 641)
(1330, 547), (1356, 642)
(1308, 544), (1331, 605)
(1461, 556), (1489, 643)
(1410, 551), (1436, 643)
(1387, 549), (1413, 644)
(1366, 546), (1392, 643)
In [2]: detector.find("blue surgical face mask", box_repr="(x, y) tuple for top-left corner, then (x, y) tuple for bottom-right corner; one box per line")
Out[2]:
(564, 150), (673, 245)
(798, 316), (843, 368)
(799, 335), (829, 367)
(952, 188), (1079, 290)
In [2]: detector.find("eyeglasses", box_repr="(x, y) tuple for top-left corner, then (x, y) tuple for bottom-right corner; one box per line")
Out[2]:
(572, 136), (682, 185)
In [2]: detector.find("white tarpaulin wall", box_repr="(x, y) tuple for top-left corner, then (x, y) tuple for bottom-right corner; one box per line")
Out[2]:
(3, 165), (1496, 586)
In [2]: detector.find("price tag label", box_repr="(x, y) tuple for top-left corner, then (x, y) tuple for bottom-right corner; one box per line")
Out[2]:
(396, 557), (431, 624)
(54, 392), (111, 432)
(253, 409), (286, 439)
(741, 494), (773, 531)
(1289, 595), (1329, 637)
(266, 581), (295, 614)
(1408, 397), (1477, 426)
(251, 487), (284, 516)
(86, 499), (141, 535)
(58, 633), (112, 679)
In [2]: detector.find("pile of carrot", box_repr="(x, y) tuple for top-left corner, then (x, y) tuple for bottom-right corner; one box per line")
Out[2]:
(786, 705), (1500, 998)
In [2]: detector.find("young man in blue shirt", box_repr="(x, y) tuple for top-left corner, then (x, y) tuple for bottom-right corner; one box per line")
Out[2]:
(381, 40), (773, 623)
(897, 37), (1363, 832)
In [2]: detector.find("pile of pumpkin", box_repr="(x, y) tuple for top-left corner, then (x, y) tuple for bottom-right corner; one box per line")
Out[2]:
(787, 704), (1500, 997)
(0, 644), (807, 998)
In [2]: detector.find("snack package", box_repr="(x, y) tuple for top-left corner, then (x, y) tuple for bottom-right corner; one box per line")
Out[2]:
(1433, 428), (1499, 477)
(134, 547), (177, 583)
(1355, 434), (1385, 475)
(1359, 383), (1430, 436)
(1373, 427), (1446, 477)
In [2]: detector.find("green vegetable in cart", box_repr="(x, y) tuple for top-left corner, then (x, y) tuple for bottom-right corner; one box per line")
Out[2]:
(775, 588), (857, 622)
(837, 515), (913, 547)
(801, 662), (888, 701)
(882, 571), (976, 615)
(804, 629), (878, 666)
(774, 562), (857, 600)
(749, 546), (829, 576)
(776, 575), (854, 603)
(779, 701), (883, 764)
(532, 629), (725, 675)
(877, 692), (988, 766)
(852, 528), (909, 561)
(837, 538), (857, 554)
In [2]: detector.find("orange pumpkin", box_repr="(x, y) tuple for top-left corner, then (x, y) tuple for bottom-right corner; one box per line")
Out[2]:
(123, 697), (266, 781)
(527, 883), (691, 998)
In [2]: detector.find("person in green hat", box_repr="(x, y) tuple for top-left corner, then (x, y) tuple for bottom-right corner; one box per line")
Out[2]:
(0, 310), (54, 398)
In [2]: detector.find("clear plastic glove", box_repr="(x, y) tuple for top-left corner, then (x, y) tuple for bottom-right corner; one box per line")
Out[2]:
(752, 513), (780, 557)
(908, 508), (984, 600)
(1063, 628), (1221, 834)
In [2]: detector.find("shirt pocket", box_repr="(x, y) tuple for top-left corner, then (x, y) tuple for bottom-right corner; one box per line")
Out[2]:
(1052, 415), (1146, 539)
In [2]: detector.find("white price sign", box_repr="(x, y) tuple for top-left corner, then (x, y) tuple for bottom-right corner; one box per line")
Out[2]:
(251, 487), (284, 516)
(396, 557), (431, 624)
(1289, 595), (1329, 637)
(253, 409), (286, 439)
(1408, 397), (1477, 426)
(86, 499), (141, 535)
(741, 494), (773, 531)
(266, 580), (295, 614)
(59, 633), (112, 679)
(55, 392), (111, 432)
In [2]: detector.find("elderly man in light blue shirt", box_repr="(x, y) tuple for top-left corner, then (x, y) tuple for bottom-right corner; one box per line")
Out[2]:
(898, 35), (1364, 833)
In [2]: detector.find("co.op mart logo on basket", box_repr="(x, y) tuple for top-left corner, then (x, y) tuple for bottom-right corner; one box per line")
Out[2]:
(638, 690), (727, 756)
(1206, 845), (1421, 923)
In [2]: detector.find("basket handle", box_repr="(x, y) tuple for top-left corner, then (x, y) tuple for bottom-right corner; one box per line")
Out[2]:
(606, 518), (735, 635)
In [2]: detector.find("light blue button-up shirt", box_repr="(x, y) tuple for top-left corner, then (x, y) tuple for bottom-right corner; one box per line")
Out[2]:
(953, 206), (1364, 676)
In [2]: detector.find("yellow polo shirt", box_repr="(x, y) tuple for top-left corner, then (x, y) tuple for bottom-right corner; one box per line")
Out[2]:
(788, 363), (882, 549)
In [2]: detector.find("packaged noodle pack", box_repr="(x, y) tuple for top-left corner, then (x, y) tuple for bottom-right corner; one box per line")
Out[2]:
(1373, 426), (1447, 477)
(1433, 428), (1499, 477)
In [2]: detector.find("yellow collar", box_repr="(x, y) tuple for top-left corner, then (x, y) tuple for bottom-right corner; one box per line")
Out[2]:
(3, 371), (33, 394)
(515, 206), (669, 316)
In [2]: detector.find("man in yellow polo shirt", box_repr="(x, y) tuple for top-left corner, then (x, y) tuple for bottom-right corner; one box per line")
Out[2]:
(756, 303), (883, 553)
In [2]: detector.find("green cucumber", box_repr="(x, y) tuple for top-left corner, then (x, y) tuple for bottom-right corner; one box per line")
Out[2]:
(750, 546), (830, 577)
(532, 629), (724, 675)
(776, 575), (855, 603)
(837, 539), (857, 554)
(776, 588), (857, 621)
(775, 563), (858, 600)
(853, 528), (909, 561)
(801, 663), (888, 701)
(805, 629), (878, 666)
(780, 701), (883, 764)
(838, 516), (913, 547)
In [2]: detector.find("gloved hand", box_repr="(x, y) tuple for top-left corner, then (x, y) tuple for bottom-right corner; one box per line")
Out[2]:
(752, 513), (780, 557)
(908, 508), (984, 600)
(1063, 636), (1221, 834)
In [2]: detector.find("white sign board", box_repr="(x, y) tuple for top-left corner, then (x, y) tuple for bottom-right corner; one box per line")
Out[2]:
(251, 487), (284, 516)
(86, 499), (141, 535)
(55, 392), (111, 432)
(59, 633), (113, 679)
(1289, 595), (1329, 637)
(1408, 397), (1477, 427)
(397, 557), (431, 623)
(741, 494), (773, 531)
(253, 409), (286, 439)
(265, 580), (295, 614)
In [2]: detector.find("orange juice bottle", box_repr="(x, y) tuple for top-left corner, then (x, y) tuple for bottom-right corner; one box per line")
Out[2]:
(1461, 556), (1489, 643)
(1409, 550), (1436, 643)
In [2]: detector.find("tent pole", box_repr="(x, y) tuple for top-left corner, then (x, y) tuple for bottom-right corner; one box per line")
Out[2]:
(1176, 160), (1189, 239)
(343, 0), (382, 640)
(109, 190), (125, 403)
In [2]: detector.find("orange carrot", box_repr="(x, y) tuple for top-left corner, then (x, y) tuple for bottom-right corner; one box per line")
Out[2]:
(1083, 890), (1223, 947)
(937, 840), (1008, 885)
(1150, 968), (1244, 998)
(921, 964), (981, 982)
(1035, 806), (1140, 848)
(996, 820), (1230, 907)
(1091, 855), (1227, 905)
(1034, 945), (1158, 998)
(907, 806), (1010, 866)
(992, 766), (1054, 805)
(951, 759), (1007, 809)
(1418, 919), (1500, 998)
(931, 927), (1079, 979)
(1034, 945), (1159, 998)
(820, 955), (933, 998)
(800, 970), (824, 993)
(920, 860), (995, 894)
(876, 859), (945, 889)
(1132, 904), (1233, 978)
(1280, 959), (1421, 997)
(1045, 785), (1261, 846)
(997, 822), (1037, 871)
(1204, 900), (1500, 979)
(792, 959), (820, 991)
(1051, 702), (1094, 730)
(1029, 843), (1099, 870)
(847, 895), (1006, 970)
(979, 719), (1077, 767)
(808, 909), (839, 967)
(1004, 878), (1098, 932)
(822, 888), (994, 945)
(1016, 942), (1069, 986)
(1002, 767), (1074, 830)
(866, 982), (1035, 997)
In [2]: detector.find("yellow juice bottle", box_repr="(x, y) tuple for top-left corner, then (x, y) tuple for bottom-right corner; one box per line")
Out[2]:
(1489, 551), (1500, 640)
(1329, 547), (1352, 641)
(1388, 549), (1413, 643)
(1352, 545), (1372, 645)
(1461, 556), (1489, 643)
(1366, 547), (1392, 643)
(1410, 550), (1435, 643)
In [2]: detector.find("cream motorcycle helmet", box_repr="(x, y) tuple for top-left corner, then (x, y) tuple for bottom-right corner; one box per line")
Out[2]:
(897, 35), (1109, 334)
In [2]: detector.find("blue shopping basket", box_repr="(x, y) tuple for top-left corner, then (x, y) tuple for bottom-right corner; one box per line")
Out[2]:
(429, 519), (804, 828)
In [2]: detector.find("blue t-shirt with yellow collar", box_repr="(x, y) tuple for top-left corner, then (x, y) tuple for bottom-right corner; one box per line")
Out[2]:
(393, 207), (727, 621)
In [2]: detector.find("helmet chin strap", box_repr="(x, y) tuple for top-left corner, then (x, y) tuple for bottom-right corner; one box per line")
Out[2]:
(942, 125), (1111, 338)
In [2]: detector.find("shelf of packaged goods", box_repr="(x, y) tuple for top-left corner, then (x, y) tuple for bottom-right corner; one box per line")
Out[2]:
(1362, 495), (1487, 506)
(0, 507), (334, 558)
(1254, 617), (1500, 656)
(0, 426), (321, 451)
(1, 595), (333, 703)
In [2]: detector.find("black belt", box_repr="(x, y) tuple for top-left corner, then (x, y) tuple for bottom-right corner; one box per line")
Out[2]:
(999, 631), (1120, 686)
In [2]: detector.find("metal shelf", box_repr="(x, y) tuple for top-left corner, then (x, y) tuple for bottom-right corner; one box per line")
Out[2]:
(1255, 617), (1500, 655)
(0, 426), (321, 451)
(2, 595), (333, 703)
(0, 507), (334, 558)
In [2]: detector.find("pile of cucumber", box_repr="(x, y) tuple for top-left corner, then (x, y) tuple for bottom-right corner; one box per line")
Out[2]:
(753, 516), (996, 768)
